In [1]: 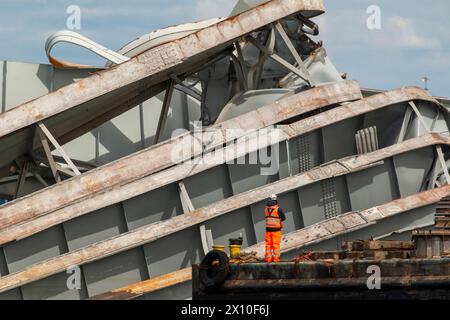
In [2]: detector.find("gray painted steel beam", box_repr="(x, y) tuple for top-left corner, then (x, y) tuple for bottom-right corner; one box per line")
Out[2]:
(37, 122), (81, 176)
(13, 161), (29, 200)
(247, 36), (310, 84)
(408, 101), (450, 184)
(154, 81), (175, 145)
(274, 22), (312, 85)
(397, 107), (412, 143)
(0, 133), (447, 293)
(74, 184), (450, 300)
(0, 86), (441, 244)
(436, 145), (450, 183)
(0, 81), (362, 237)
(234, 42), (248, 86)
(246, 30), (275, 90)
(37, 129), (61, 183)
(32, 173), (49, 188)
(178, 181), (195, 213)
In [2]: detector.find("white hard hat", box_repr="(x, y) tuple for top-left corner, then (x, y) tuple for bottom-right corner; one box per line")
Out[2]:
(269, 194), (278, 200)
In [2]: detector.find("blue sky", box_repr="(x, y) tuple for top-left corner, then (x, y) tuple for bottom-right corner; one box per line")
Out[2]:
(0, 0), (449, 97)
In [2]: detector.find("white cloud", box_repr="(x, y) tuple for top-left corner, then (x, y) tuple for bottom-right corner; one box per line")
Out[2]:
(194, 0), (236, 20)
(375, 16), (441, 49)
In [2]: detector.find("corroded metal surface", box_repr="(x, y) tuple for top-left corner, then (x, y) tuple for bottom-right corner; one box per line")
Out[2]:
(192, 258), (450, 299)
(413, 195), (450, 258)
(220, 276), (450, 290)
(222, 259), (450, 281)
(0, 129), (444, 244)
(91, 268), (192, 300)
(341, 240), (414, 251)
(0, 81), (362, 240)
(0, 0), (448, 301)
(0, 86), (437, 243)
(0, 135), (448, 293)
(193, 259), (450, 299)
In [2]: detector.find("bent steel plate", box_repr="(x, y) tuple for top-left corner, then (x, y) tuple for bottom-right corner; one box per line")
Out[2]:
(0, 86), (440, 243)
(0, 81), (361, 236)
(0, 0), (325, 168)
(0, 133), (447, 293)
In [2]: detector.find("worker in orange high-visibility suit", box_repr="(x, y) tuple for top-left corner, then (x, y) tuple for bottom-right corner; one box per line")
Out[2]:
(265, 194), (286, 263)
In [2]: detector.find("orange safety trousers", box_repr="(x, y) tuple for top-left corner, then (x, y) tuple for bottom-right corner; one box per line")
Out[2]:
(265, 231), (282, 263)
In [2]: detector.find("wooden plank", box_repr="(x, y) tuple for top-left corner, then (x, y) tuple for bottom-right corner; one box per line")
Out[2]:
(0, 142), (449, 293)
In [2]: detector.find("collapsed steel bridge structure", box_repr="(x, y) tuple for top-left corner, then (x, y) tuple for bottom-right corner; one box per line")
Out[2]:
(0, 0), (449, 299)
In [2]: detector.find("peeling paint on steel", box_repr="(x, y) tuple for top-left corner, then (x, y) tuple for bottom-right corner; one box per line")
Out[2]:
(0, 81), (361, 238)
(0, 135), (449, 293)
(0, 95), (445, 245)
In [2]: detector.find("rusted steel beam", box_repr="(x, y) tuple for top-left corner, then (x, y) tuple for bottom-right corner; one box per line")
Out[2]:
(223, 258), (450, 280)
(91, 268), (192, 300)
(244, 185), (450, 258)
(193, 259), (450, 299)
(0, 86), (437, 241)
(1, 115), (447, 244)
(0, 0), (324, 140)
(0, 135), (448, 293)
(341, 240), (415, 252)
(220, 276), (450, 291)
(0, 81), (362, 236)
(311, 250), (414, 260)
(0, 131), (447, 247)
(414, 230), (450, 236)
(0, 111), (446, 248)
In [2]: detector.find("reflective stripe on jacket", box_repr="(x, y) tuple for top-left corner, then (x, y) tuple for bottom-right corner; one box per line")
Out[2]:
(265, 205), (283, 230)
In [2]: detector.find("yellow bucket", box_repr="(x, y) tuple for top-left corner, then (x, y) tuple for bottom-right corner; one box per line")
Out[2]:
(212, 245), (226, 252)
(211, 245), (226, 266)
(229, 244), (241, 259)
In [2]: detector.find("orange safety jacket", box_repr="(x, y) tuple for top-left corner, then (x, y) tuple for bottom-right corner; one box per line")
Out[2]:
(265, 205), (283, 231)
